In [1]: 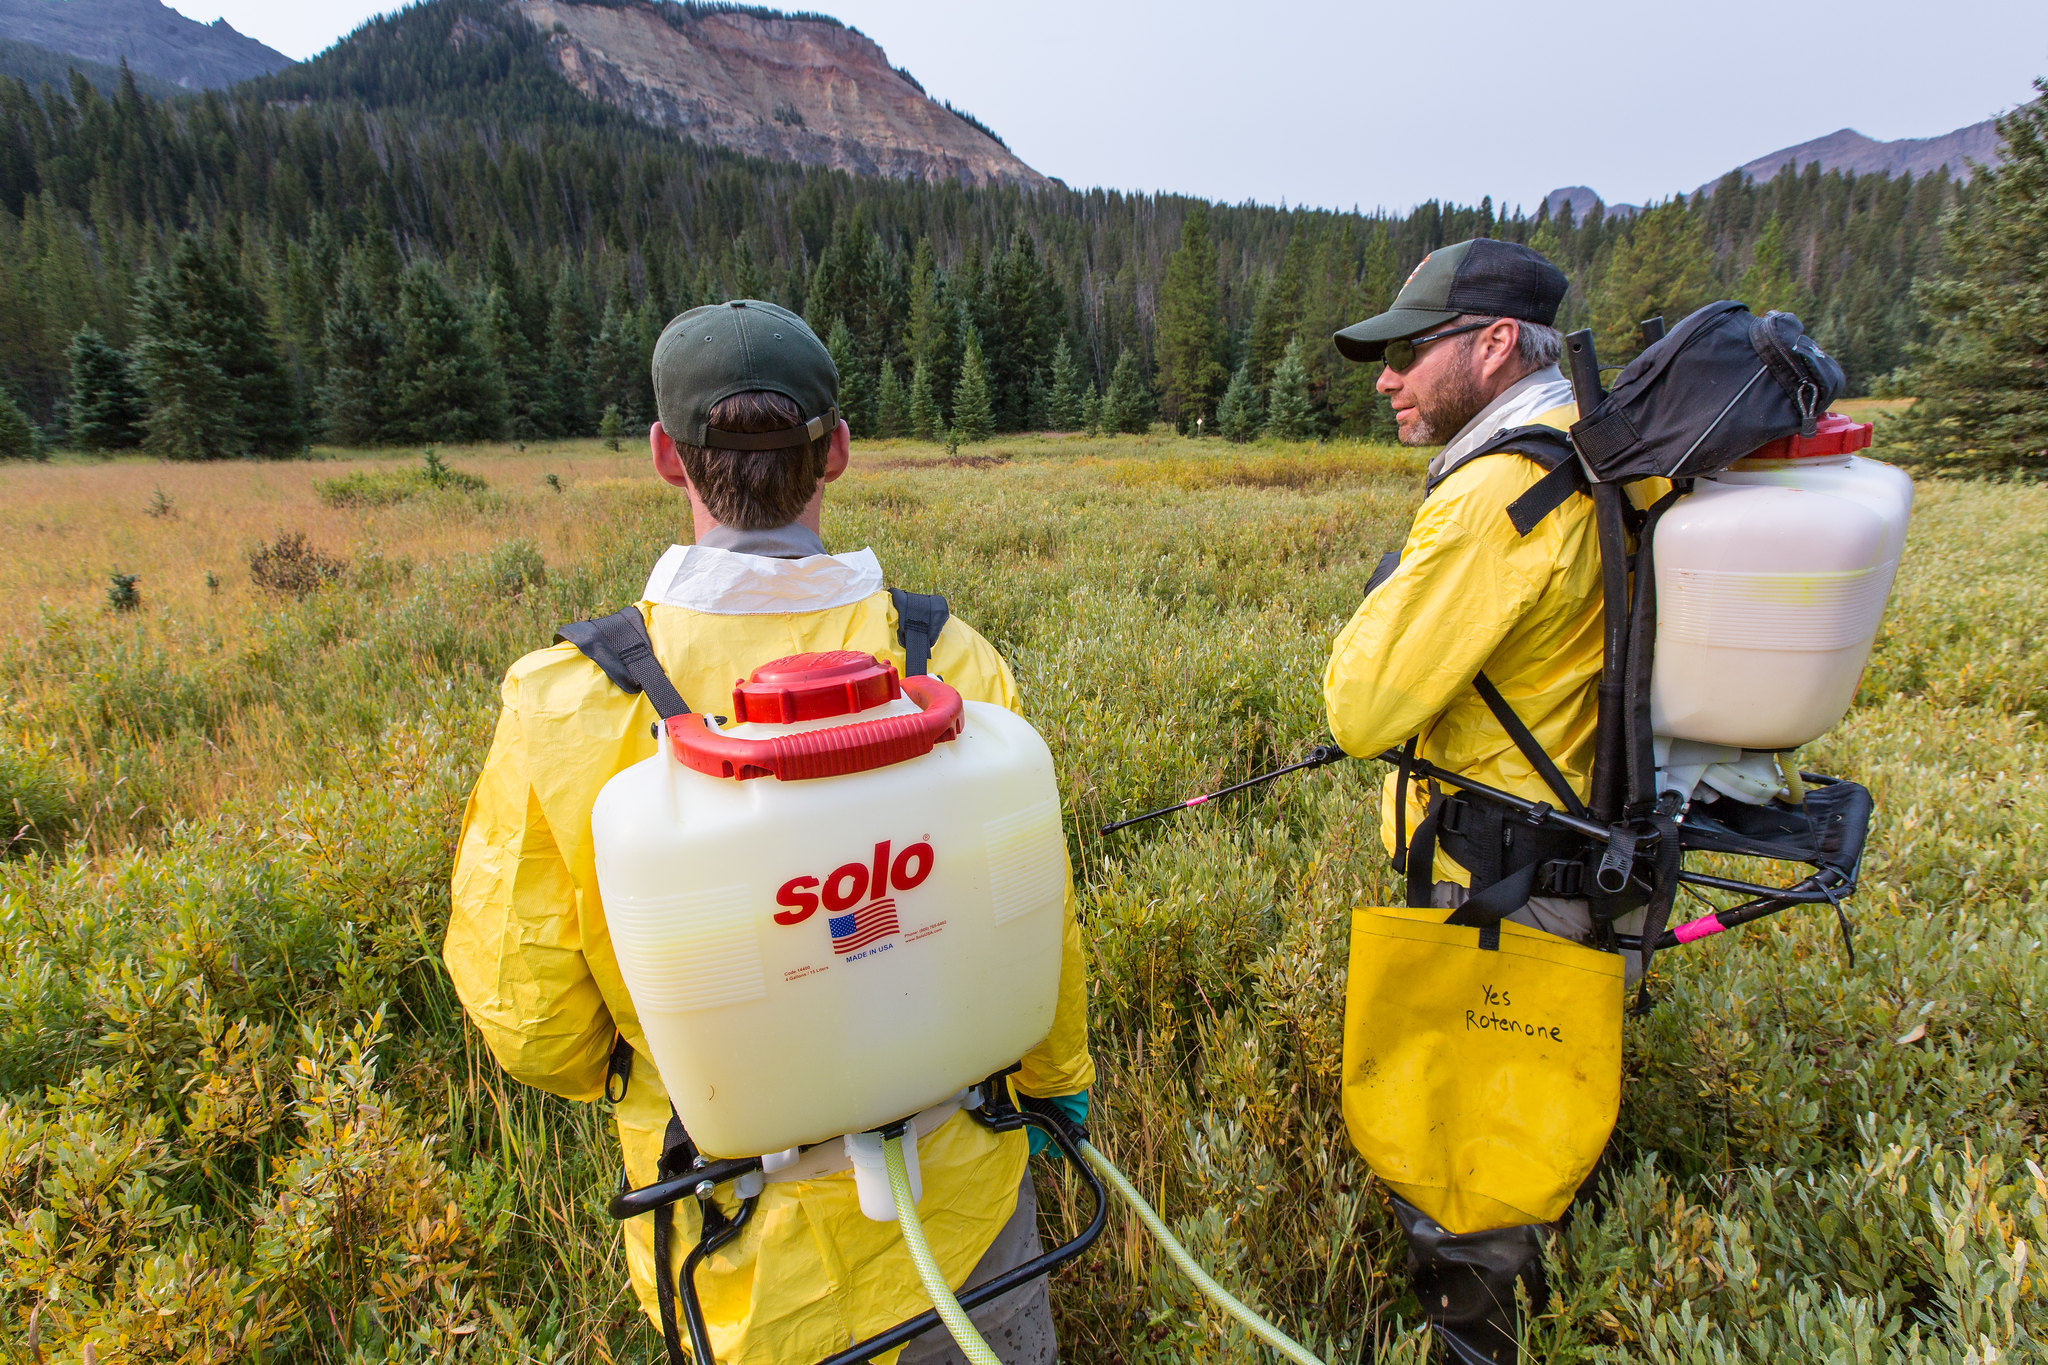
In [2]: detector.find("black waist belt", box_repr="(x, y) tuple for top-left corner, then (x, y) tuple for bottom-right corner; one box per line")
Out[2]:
(1425, 790), (1591, 902)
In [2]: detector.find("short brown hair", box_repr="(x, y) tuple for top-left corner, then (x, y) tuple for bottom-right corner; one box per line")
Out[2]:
(674, 391), (833, 529)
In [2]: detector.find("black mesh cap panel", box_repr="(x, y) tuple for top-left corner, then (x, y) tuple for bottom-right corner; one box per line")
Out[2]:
(1443, 241), (1569, 326)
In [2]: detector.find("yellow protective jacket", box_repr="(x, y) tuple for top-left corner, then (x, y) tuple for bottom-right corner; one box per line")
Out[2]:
(1324, 403), (1665, 882)
(446, 569), (1093, 1365)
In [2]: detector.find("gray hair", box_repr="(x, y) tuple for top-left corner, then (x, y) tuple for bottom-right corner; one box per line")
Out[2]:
(1456, 314), (1564, 371)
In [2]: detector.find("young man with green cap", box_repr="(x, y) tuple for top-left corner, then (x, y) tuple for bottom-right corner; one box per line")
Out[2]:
(445, 300), (1093, 1365)
(1324, 241), (1657, 1365)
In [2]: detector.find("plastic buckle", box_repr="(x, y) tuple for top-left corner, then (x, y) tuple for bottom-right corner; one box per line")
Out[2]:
(1538, 858), (1585, 898)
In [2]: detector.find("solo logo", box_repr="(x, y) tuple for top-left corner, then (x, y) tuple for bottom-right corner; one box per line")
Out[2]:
(776, 840), (934, 957)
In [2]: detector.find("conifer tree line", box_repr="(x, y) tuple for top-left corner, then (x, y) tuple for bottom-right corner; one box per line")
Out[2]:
(0, 0), (1996, 456)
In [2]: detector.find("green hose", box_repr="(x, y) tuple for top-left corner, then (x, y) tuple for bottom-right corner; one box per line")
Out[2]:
(1078, 1138), (1328, 1365)
(884, 1126), (1326, 1365)
(886, 1132), (1002, 1365)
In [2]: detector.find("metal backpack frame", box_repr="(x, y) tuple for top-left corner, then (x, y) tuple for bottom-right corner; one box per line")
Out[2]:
(1383, 319), (1875, 1000)
(556, 591), (1108, 1365)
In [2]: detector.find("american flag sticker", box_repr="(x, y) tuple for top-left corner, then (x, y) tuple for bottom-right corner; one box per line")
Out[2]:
(830, 897), (900, 955)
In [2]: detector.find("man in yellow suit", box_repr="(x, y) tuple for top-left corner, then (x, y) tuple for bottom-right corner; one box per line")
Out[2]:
(445, 300), (1093, 1365)
(1325, 240), (1641, 1365)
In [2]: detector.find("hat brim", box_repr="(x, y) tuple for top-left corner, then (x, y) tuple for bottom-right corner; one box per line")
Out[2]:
(1333, 306), (1463, 362)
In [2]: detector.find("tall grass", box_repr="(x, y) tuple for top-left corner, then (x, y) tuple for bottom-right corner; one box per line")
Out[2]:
(0, 430), (2042, 1361)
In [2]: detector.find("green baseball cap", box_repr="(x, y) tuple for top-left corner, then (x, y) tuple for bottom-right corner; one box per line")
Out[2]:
(1333, 239), (1569, 362)
(652, 300), (839, 450)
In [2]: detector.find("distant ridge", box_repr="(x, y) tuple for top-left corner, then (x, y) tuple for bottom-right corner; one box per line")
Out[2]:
(1543, 186), (1636, 222)
(1715, 120), (2004, 191)
(0, 0), (292, 90)
(0, 33), (180, 96)
(1544, 112), (2009, 224)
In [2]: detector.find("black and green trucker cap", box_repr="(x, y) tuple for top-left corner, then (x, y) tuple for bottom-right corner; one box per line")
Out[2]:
(652, 300), (839, 450)
(1333, 239), (1569, 362)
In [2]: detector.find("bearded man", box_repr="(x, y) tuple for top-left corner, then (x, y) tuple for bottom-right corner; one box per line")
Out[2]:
(1322, 239), (1634, 1365)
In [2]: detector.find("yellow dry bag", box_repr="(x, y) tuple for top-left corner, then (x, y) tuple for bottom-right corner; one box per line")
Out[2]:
(1341, 906), (1623, 1234)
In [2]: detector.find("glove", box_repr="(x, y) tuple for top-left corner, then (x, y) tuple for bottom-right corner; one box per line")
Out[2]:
(1023, 1090), (1090, 1158)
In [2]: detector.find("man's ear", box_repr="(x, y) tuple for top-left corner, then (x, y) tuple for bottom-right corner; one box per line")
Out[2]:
(1477, 319), (1524, 382)
(651, 422), (692, 490)
(821, 418), (851, 484)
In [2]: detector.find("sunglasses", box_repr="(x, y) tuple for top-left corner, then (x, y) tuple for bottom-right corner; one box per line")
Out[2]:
(1381, 320), (1493, 372)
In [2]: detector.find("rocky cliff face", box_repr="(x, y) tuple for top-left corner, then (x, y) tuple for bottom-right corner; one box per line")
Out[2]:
(0, 0), (291, 90)
(513, 1), (1047, 188)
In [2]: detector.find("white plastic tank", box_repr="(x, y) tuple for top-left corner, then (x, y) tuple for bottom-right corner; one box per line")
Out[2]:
(1651, 416), (1913, 751)
(591, 651), (1069, 1160)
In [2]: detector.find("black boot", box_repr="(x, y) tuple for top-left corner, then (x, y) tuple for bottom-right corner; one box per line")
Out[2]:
(1389, 1194), (1547, 1365)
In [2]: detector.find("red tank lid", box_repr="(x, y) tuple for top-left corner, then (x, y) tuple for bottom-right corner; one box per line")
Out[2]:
(731, 651), (903, 724)
(1746, 413), (1874, 461)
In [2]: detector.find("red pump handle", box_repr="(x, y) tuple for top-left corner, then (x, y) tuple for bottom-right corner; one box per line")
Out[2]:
(669, 676), (965, 781)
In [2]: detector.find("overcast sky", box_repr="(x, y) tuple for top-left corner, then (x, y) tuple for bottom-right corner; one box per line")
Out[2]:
(171, 0), (2047, 215)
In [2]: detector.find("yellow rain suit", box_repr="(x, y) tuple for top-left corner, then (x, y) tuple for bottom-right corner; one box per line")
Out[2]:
(445, 545), (1093, 1365)
(1324, 402), (1665, 879)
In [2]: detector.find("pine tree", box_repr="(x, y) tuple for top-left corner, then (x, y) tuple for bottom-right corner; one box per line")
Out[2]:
(66, 326), (144, 450)
(1046, 336), (1085, 429)
(1216, 360), (1261, 443)
(478, 285), (543, 441)
(1101, 348), (1153, 435)
(1738, 215), (1813, 319)
(319, 266), (395, 446)
(1592, 200), (1720, 357)
(0, 388), (34, 458)
(600, 403), (622, 452)
(585, 298), (639, 432)
(907, 356), (942, 441)
(875, 359), (907, 438)
(1079, 383), (1101, 436)
(1889, 80), (2048, 475)
(1153, 206), (1228, 431)
(130, 233), (301, 457)
(545, 265), (594, 437)
(1262, 337), (1316, 440)
(826, 317), (872, 437)
(394, 263), (507, 443)
(131, 251), (239, 461)
(950, 330), (994, 443)
(1025, 368), (1049, 431)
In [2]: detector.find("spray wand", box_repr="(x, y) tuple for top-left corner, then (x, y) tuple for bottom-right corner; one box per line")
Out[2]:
(1099, 744), (1351, 834)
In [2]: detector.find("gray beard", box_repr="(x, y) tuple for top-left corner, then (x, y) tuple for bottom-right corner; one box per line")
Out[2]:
(1397, 364), (1487, 447)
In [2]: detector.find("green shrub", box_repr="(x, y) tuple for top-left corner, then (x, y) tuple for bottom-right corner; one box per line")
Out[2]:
(0, 733), (71, 856)
(316, 450), (488, 507)
(248, 531), (346, 596)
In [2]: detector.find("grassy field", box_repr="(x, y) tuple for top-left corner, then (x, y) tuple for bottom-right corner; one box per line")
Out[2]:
(1, 428), (2044, 1363)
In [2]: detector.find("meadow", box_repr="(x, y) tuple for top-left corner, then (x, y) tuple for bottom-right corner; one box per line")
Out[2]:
(0, 426), (2043, 1363)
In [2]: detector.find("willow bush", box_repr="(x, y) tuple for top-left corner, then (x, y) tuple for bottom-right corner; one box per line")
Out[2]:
(0, 431), (2041, 1361)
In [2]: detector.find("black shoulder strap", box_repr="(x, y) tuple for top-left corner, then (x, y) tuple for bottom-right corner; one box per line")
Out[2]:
(555, 607), (692, 720)
(1472, 672), (1588, 819)
(1426, 423), (1589, 537)
(888, 588), (950, 678)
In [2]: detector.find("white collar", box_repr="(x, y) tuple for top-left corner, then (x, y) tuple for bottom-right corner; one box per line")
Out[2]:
(641, 542), (885, 615)
(1427, 365), (1577, 482)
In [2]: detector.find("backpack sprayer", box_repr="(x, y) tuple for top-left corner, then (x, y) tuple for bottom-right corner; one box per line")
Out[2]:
(563, 606), (1331, 1365)
(1106, 306), (1904, 990)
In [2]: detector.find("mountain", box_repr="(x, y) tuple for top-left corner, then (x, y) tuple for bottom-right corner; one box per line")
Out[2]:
(514, 0), (1047, 188)
(1546, 113), (2006, 221)
(0, 33), (180, 96)
(1721, 120), (2003, 189)
(0, 0), (290, 90)
(1543, 186), (1636, 222)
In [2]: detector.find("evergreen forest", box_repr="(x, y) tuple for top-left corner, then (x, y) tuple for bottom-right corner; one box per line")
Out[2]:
(0, 0), (1987, 458)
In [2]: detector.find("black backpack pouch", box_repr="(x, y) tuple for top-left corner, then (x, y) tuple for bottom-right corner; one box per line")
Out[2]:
(1567, 302), (1846, 484)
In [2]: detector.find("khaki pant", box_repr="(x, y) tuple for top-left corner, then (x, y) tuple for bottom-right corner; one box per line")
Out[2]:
(1431, 882), (1646, 987)
(899, 1172), (1055, 1365)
